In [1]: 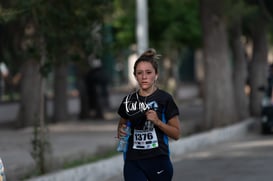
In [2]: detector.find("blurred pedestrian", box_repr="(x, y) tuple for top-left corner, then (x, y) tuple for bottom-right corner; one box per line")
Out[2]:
(266, 63), (273, 103)
(116, 48), (181, 181)
(0, 62), (9, 101)
(128, 44), (138, 88)
(85, 58), (109, 119)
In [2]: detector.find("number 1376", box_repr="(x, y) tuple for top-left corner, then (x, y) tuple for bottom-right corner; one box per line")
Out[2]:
(135, 133), (153, 141)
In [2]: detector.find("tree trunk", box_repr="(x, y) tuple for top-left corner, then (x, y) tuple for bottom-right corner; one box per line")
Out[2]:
(200, 0), (237, 129)
(78, 76), (90, 120)
(230, 19), (249, 120)
(17, 60), (41, 127)
(75, 62), (90, 120)
(52, 62), (68, 122)
(249, 17), (268, 116)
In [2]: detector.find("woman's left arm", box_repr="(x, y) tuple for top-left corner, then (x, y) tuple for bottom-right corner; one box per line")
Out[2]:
(146, 110), (181, 140)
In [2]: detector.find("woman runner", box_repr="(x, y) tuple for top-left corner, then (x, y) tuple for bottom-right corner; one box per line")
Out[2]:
(117, 48), (181, 181)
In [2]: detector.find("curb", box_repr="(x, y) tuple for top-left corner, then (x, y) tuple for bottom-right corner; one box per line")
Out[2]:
(26, 118), (254, 181)
(170, 118), (254, 160)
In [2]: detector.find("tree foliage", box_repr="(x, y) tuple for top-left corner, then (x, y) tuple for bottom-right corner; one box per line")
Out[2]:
(111, 0), (136, 49)
(149, 0), (201, 49)
(0, 0), (113, 75)
(111, 0), (201, 52)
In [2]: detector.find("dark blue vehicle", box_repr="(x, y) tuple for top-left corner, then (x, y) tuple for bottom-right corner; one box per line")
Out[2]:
(260, 64), (273, 134)
(261, 101), (273, 134)
(258, 86), (273, 134)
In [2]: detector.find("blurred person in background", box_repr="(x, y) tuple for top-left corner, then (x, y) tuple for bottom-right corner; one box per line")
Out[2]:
(0, 62), (9, 101)
(266, 63), (273, 103)
(85, 58), (109, 119)
(128, 44), (138, 88)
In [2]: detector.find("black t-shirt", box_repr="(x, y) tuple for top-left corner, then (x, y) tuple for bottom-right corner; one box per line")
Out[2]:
(118, 88), (179, 160)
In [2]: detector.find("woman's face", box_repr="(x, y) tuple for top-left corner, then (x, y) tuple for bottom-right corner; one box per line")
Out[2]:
(135, 61), (157, 91)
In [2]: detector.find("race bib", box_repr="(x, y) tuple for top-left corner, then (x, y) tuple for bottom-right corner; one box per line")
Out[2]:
(133, 128), (159, 150)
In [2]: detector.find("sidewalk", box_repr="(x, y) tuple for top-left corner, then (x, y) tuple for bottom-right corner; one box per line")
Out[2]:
(26, 119), (255, 181)
(0, 84), (201, 180)
(0, 119), (119, 180)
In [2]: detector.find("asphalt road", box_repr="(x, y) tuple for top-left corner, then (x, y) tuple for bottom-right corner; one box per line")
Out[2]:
(5, 85), (269, 181)
(105, 132), (273, 181)
(0, 85), (202, 181)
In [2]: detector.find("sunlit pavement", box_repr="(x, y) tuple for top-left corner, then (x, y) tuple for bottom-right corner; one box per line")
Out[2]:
(24, 118), (255, 181)
(104, 132), (273, 181)
(172, 133), (273, 181)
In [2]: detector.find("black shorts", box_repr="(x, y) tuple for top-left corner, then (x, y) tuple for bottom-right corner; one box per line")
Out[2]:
(123, 155), (173, 181)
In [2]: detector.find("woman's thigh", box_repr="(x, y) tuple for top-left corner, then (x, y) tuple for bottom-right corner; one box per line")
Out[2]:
(141, 156), (173, 181)
(124, 160), (147, 181)
(124, 156), (173, 181)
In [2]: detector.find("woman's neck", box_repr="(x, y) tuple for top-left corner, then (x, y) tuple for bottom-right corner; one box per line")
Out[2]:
(139, 86), (157, 97)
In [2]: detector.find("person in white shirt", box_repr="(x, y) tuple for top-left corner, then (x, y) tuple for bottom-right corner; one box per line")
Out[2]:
(0, 62), (9, 101)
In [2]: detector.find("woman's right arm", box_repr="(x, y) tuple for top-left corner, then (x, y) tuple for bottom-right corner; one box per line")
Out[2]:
(117, 117), (127, 138)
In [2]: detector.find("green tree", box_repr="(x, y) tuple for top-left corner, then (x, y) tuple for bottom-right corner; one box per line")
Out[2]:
(1, 0), (112, 126)
(228, 0), (254, 120)
(0, 1), (113, 177)
(33, 1), (112, 122)
(200, 0), (237, 128)
(111, 0), (136, 49)
(149, 0), (201, 94)
(111, 0), (202, 94)
(245, 0), (271, 116)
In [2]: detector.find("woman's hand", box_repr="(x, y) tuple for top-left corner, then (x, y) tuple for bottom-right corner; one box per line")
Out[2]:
(146, 110), (181, 140)
(145, 110), (160, 125)
(118, 123), (127, 138)
(117, 118), (127, 139)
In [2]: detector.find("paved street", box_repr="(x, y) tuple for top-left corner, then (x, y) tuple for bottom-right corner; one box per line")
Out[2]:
(3, 84), (272, 181)
(0, 85), (202, 180)
(0, 120), (119, 181)
(105, 132), (273, 181)
(173, 133), (273, 181)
